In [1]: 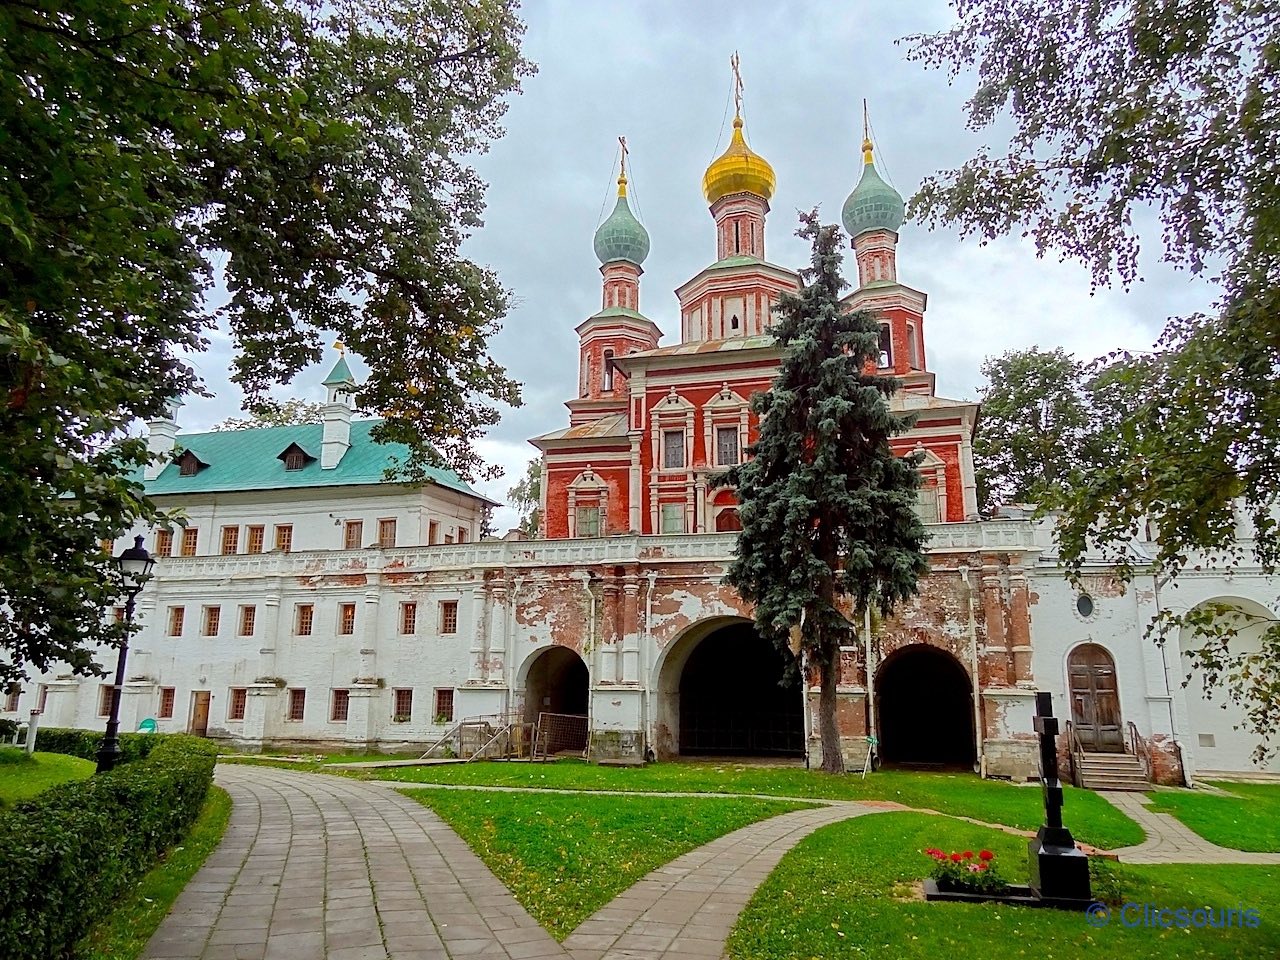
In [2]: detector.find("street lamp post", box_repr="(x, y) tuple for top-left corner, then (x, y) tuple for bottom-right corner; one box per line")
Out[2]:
(96, 535), (155, 774)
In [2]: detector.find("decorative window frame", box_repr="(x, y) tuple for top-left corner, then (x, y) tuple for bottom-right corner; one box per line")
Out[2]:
(913, 443), (948, 523)
(567, 465), (609, 538)
(649, 387), (695, 474)
(702, 384), (749, 468)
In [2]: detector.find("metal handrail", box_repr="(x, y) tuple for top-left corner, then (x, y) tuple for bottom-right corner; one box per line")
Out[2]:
(1127, 721), (1153, 782)
(418, 711), (523, 760)
(1064, 720), (1085, 787)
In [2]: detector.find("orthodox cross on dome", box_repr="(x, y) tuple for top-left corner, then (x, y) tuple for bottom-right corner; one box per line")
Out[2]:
(862, 98), (874, 164)
(334, 339), (346, 356)
(617, 135), (629, 195)
(731, 51), (743, 118)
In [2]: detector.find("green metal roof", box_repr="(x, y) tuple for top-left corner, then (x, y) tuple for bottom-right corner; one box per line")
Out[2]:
(144, 419), (487, 501)
(586, 306), (649, 322)
(322, 356), (356, 386)
(842, 160), (905, 237)
(593, 194), (651, 266)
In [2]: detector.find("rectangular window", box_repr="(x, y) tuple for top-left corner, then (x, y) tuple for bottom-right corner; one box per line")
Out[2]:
(37, 684), (48, 713)
(203, 606), (220, 637)
(456, 526), (468, 544)
(155, 529), (174, 557)
(338, 602), (356, 635)
(228, 687), (247, 721)
(915, 486), (940, 524)
(428, 520), (440, 545)
(662, 430), (685, 469)
(400, 602), (417, 634)
(99, 537), (114, 555)
(3, 688), (19, 712)
(439, 600), (458, 635)
(246, 525), (265, 554)
(98, 684), (114, 717)
(274, 524), (293, 553)
(287, 688), (306, 721)
(878, 323), (893, 369)
(378, 518), (397, 548)
(167, 606), (185, 637)
(296, 603), (314, 636)
(393, 688), (413, 720)
(660, 503), (685, 535)
(158, 687), (175, 719)
(906, 324), (920, 370)
(239, 605), (256, 636)
(576, 505), (601, 538)
(344, 520), (363, 550)
(220, 526), (239, 555)
(434, 688), (454, 723)
(716, 426), (740, 466)
(330, 689), (350, 722)
(603, 349), (615, 392)
(180, 527), (198, 557)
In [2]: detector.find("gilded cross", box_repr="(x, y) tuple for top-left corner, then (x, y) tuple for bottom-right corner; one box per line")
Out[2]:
(618, 135), (628, 179)
(731, 51), (743, 118)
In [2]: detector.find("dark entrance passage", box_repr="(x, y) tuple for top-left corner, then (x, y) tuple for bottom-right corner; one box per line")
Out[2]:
(524, 646), (588, 724)
(877, 645), (975, 768)
(679, 623), (803, 756)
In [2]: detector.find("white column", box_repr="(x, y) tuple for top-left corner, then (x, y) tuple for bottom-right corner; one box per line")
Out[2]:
(488, 582), (508, 685)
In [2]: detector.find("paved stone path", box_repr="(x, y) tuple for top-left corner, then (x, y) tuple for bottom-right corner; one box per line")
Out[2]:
(1102, 791), (1280, 865)
(561, 803), (875, 960)
(143, 765), (567, 960)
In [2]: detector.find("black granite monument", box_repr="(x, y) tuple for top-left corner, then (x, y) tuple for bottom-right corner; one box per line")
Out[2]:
(1027, 691), (1094, 907)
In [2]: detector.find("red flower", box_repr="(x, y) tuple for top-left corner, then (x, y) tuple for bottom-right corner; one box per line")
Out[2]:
(977, 862), (988, 871)
(962, 851), (974, 860)
(950, 853), (963, 862)
(979, 850), (994, 861)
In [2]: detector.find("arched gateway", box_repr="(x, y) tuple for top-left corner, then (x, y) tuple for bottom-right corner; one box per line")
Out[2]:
(521, 645), (588, 725)
(655, 617), (803, 759)
(876, 644), (976, 768)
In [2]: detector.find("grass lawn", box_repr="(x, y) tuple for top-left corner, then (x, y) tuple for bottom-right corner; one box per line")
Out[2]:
(1146, 781), (1280, 852)
(727, 811), (1280, 959)
(0, 748), (94, 807)
(75, 785), (233, 960)
(404, 787), (808, 940)
(373, 760), (1142, 850)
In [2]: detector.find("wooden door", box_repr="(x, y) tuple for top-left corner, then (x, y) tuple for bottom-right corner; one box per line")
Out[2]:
(1068, 644), (1123, 751)
(190, 691), (211, 737)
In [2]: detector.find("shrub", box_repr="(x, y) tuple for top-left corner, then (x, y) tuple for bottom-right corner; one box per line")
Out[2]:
(0, 734), (217, 960)
(28, 726), (164, 765)
(0, 746), (31, 765)
(0, 718), (17, 742)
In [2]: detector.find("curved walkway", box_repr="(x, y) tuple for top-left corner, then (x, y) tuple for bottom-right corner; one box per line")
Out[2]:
(561, 802), (875, 960)
(143, 765), (567, 960)
(1101, 792), (1280, 865)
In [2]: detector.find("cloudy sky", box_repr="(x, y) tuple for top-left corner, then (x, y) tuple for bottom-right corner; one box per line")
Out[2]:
(185, 1), (1215, 531)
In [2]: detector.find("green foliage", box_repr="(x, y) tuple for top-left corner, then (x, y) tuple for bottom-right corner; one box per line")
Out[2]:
(408, 788), (806, 940)
(905, 0), (1280, 766)
(507, 457), (542, 538)
(0, 734), (217, 960)
(31, 727), (163, 765)
(75, 784), (232, 960)
(210, 398), (327, 431)
(727, 812), (1280, 960)
(721, 213), (928, 772)
(0, 747), (28, 766)
(0, 0), (532, 685)
(0, 718), (17, 741)
(972, 347), (1098, 514)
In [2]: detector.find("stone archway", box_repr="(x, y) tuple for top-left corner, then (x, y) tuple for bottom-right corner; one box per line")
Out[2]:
(876, 644), (975, 767)
(654, 617), (803, 759)
(522, 645), (588, 725)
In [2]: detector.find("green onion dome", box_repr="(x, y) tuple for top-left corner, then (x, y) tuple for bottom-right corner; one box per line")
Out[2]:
(841, 138), (905, 238)
(593, 175), (651, 266)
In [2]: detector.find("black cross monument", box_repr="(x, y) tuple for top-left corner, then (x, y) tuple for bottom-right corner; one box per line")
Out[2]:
(1027, 691), (1093, 905)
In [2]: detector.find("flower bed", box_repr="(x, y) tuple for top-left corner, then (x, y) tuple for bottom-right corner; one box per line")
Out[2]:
(923, 846), (1010, 896)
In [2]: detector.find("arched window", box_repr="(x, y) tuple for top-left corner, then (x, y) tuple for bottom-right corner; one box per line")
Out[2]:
(878, 323), (893, 368)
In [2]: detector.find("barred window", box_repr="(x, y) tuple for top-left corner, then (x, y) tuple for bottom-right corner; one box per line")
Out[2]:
(167, 606), (185, 637)
(274, 525), (293, 552)
(400, 602), (417, 634)
(434, 688), (454, 723)
(296, 604), (314, 636)
(158, 687), (175, 719)
(286, 688), (306, 721)
(220, 526), (239, 555)
(239, 605), (256, 636)
(246, 525), (265, 554)
(439, 601), (458, 635)
(228, 688), (247, 721)
(180, 527), (198, 556)
(203, 606), (220, 637)
(330, 689), (350, 722)
(338, 602), (356, 635)
(393, 688), (413, 720)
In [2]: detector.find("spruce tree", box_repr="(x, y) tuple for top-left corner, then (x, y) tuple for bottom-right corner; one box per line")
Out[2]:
(721, 212), (929, 774)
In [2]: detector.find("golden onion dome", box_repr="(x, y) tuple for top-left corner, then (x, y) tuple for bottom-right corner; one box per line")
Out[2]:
(702, 116), (776, 205)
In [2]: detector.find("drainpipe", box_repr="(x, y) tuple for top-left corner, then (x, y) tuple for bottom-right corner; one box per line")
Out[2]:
(862, 606), (875, 765)
(961, 565), (986, 778)
(642, 571), (657, 761)
(581, 571), (597, 761)
(1152, 570), (1190, 787)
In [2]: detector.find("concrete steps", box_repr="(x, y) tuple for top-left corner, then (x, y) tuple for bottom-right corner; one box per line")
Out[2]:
(1078, 751), (1150, 792)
